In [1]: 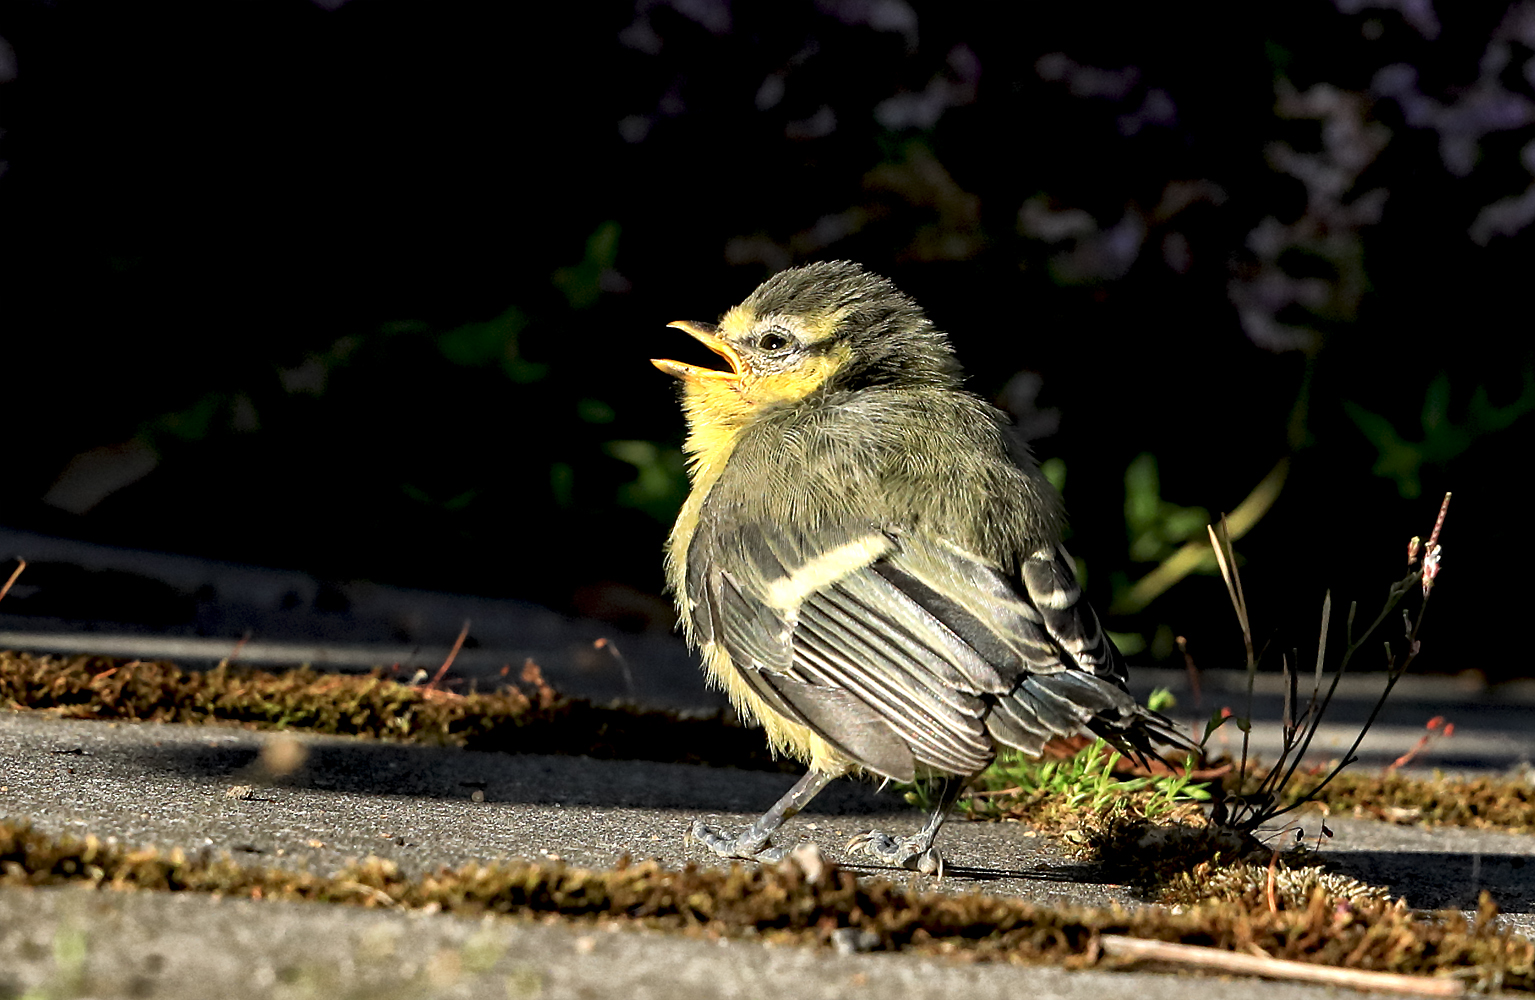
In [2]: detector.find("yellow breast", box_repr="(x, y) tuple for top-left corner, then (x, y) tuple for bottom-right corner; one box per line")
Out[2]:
(665, 376), (849, 775)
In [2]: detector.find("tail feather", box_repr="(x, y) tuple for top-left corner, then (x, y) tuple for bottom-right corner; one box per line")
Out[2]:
(985, 697), (1057, 755)
(1086, 707), (1199, 769)
(986, 671), (1198, 766)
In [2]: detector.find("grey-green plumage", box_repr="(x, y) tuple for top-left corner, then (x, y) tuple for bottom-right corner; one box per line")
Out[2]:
(662, 261), (1187, 873)
(738, 261), (963, 392)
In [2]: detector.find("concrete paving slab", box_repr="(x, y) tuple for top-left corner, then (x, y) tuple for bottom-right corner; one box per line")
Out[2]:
(0, 884), (1359, 1000)
(0, 712), (1136, 908)
(2, 710), (1532, 997)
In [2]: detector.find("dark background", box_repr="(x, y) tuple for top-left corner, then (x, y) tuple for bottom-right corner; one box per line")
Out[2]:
(1, 1), (1530, 677)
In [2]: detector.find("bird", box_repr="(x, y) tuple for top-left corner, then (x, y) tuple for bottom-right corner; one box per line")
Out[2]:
(651, 260), (1188, 875)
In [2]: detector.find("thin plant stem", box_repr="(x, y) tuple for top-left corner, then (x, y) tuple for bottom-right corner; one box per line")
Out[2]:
(1213, 492), (1449, 833)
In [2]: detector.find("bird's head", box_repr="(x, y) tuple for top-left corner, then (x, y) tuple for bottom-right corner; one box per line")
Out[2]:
(652, 261), (961, 422)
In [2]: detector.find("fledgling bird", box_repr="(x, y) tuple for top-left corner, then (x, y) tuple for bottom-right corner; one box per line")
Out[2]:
(653, 261), (1187, 875)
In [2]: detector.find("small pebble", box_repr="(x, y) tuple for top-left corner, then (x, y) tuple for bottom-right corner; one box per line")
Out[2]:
(830, 928), (880, 955)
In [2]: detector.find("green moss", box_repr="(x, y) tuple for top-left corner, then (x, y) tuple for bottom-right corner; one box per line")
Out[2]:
(953, 739), (1210, 835)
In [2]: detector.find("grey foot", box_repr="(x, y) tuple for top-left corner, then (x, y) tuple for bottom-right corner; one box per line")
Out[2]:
(687, 819), (794, 863)
(845, 831), (945, 876)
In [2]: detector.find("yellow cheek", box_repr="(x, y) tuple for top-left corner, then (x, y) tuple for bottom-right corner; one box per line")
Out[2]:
(745, 352), (846, 406)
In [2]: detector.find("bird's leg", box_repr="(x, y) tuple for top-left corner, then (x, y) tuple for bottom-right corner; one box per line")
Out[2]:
(688, 769), (834, 863)
(845, 776), (966, 876)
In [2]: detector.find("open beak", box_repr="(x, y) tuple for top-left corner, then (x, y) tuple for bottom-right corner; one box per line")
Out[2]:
(651, 321), (744, 382)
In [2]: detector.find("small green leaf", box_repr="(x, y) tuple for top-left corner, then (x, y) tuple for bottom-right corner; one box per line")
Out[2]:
(437, 307), (524, 365)
(1107, 630), (1146, 656)
(554, 221), (623, 310)
(1040, 456), (1066, 494)
(577, 398), (617, 424)
(550, 462), (574, 508)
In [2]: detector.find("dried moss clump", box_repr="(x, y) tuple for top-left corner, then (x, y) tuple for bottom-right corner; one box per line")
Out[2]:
(1294, 770), (1535, 833)
(1158, 854), (1391, 911)
(0, 649), (791, 771)
(0, 818), (1529, 991)
(1075, 807), (1384, 909)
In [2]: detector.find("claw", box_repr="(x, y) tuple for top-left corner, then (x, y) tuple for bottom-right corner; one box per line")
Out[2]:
(687, 820), (797, 863)
(844, 831), (895, 854)
(845, 829), (946, 875)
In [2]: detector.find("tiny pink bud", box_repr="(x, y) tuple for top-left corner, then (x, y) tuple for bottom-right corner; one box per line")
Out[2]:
(1421, 543), (1442, 597)
(1426, 716), (1444, 731)
(1442, 723), (1455, 738)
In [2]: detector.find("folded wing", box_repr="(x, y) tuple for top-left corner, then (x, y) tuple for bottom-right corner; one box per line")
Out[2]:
(688, 517), (1164, 782)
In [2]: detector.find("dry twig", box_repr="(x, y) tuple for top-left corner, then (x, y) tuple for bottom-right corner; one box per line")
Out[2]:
(0, 559), (25, 604)
(424, 619), (470, 691)
(1099, 936), (1466, 997)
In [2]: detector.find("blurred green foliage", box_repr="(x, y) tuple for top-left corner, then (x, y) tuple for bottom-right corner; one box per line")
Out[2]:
(577, 398), (617, 424)
(400, 483), (479, 513)
(1346, 368), (1535, 498)
(3, 1), (1531, 672)
(1040, 456), (1067, 495)
(1124, 454), (1210, 565)
(554, 221), (623, 311)
(436, 305), (545, 383)
(604, 439), (688, 522)
(1105, 454), (1217, 656)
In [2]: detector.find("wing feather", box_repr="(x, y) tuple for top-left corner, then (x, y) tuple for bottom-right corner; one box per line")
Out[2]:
(793, 597), (992, 774)
(757, 671), (917, 781)
(985, 698), (1057, 754)
(790, 636), (973, 775)
(688, 514), (1172, 778)
(1020, 545), (1127, 685)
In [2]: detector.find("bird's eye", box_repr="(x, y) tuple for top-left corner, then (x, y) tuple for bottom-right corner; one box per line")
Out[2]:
(758, 332), (790, 351)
